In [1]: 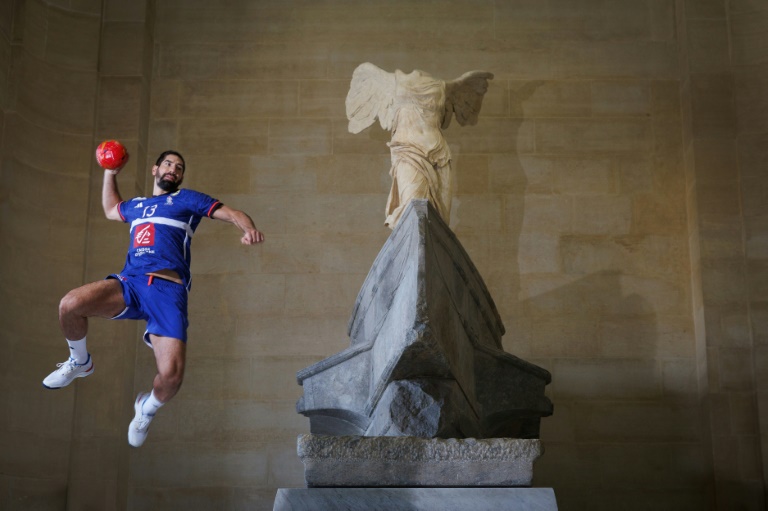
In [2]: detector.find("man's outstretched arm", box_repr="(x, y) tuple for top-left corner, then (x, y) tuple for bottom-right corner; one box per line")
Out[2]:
(103, 170), (124, 221)
(211, 205), (264, 245)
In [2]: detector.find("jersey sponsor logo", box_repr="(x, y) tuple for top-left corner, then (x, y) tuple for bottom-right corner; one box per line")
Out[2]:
(133, 223), (155, 248)
(135, 202), (143, 208)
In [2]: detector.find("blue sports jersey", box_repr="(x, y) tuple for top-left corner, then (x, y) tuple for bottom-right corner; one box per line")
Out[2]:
(117, 189), (221, 287)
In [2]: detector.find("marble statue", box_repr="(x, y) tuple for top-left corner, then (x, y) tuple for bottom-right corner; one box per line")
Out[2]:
(346, 63), (494, 228)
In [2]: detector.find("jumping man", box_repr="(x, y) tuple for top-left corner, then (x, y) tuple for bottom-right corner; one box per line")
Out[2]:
(42, 150), (264, 447)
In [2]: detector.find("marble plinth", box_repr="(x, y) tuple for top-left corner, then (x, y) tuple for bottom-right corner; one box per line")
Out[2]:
(273, 487), (558, 511)
(298, 434), (543, 488)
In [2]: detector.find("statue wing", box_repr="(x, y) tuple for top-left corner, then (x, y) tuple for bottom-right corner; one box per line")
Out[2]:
(346, 63), (397, 134)
(442, 71), (494, 129)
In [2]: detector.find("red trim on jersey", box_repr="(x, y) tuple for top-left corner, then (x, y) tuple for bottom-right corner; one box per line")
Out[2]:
(207, 201), (222, 218)
(117, 201), (126, 222)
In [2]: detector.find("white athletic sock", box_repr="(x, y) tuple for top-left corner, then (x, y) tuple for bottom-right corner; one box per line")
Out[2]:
(66, 337), (88, 364)
(140, 390), (164, 416)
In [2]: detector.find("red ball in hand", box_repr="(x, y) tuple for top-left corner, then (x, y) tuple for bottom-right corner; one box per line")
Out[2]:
(95, 140), (128, 170)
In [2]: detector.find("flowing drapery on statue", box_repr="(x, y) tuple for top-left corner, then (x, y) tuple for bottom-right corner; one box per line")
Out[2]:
(346, 63), (494, 228)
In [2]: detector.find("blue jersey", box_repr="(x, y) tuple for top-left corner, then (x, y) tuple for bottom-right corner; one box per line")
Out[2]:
(117, 189), (221, 287)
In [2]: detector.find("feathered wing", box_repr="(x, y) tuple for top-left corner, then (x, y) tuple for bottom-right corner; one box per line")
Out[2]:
(442, 70), (494, 129)
(346, 63), (397, 134)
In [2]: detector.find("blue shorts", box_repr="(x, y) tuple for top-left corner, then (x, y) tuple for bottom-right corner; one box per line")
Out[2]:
(107, 273), (189, 346)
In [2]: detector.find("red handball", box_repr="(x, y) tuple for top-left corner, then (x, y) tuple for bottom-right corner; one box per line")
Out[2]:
(95, 140), (129, 170)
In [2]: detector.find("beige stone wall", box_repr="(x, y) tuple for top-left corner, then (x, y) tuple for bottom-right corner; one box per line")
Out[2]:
(1, 0), (765, 510)
(678, 0), (768, 507)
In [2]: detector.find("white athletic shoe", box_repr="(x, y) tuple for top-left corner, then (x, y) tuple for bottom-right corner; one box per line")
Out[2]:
(42, 355), (94, 389)
(128, 392), (155, 448)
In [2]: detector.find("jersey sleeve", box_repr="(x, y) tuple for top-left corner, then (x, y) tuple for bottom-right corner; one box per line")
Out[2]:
(118, 200), (141, 223)
(182, 189), (222, 218)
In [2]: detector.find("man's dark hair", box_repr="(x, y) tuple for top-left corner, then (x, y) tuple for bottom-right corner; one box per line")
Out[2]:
(155, 150), (186, 171)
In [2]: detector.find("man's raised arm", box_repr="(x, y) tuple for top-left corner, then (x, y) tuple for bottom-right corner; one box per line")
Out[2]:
(211, 205), (264, 245)
(102, 170), (124, 221)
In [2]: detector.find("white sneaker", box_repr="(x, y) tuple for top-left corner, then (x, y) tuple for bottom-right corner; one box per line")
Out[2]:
(42, 355), (94, 389)
(128, 392), (155, 448)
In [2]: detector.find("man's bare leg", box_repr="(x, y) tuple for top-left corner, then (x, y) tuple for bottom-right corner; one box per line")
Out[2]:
(43, 279), (126, 389)
(59, 279), (126, 340)
(128, 335), (186, 447)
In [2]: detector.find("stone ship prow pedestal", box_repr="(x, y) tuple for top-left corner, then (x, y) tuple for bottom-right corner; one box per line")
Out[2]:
(275, 200), (557, 510)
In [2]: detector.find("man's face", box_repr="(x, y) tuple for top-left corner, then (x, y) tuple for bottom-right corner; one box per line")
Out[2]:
(152, 155), (185, 193)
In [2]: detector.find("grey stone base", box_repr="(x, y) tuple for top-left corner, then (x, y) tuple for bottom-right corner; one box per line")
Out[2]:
(273, 488), (558, 511)
(298, 434), (543, 487)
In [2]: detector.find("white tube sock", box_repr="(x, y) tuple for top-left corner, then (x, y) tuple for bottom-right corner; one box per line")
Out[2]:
(66, 337), (88, 364)
(141, 390), (164, 416)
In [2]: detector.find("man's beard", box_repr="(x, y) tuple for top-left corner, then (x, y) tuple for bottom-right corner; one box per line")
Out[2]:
(157, 176), (180, 193)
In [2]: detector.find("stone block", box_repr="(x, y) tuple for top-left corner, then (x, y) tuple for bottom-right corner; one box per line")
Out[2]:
(314, 154), (391, 195)
(182, 356), (255, 400)
(662, 358), (698, 399)
(552, 358), (662, 400)
(489, 155), (534, 194)
(632, 192), (687, 234)
(96, 77), (142, 139)
(285, 274), (365, 317)
(571, 196), (632, 236)
(687, 19), (731, 73)
(234, 316), (349, 358)
(66, 478), (120, 511)
(99, 22), (145, 76)
(591, 81), (651, 117)
(650, 0), (676, 41)
(536, 119), (651, 154)
(104, 0), (146, 21)
(690, 73), (737, 138)
(147, 119), (179, 156)
(528, 314), (600, 358)
(191, 273), (286, 316)
(176, 401), (307, 442)
(251, 155), (319, 194)
(572, 402), (701, 442)
(130, 442), (269, 487)
(600, 315), (695, 359)
(298, 434), (543, 487)
(0, 432), (70, 478)
(730, 11), (768, 66)
(445, 118), (536, 154)
(149, 79), (180, 118)
(598, 443), (707, 488)
(179, 119), (268, 155)
(552, 157), (616, 195)
(734, 68), (768, 134)
(553, 41), (678, 79)
(179, 80), (299, 118)
(130, 486), (234, 511)
(274, 487), (559, 511)
(518, 233), (561, 274)
(718, 348), (756, 392)
(68, 438), (121, 482)
(509, 80), (591, 118)
(269, 119), (332, 155)
(45, 7), (100, 70)
(520, 194), (573, 234)
(0, 475), (68, 511)
(449, 195), (503, 233)
(300, 79), (349, 117)
(16, 53), (97, 134)
(284, 194), (385, 234)
(686, 0), (727, 19)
